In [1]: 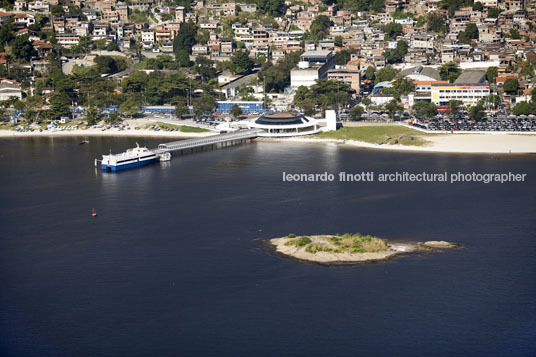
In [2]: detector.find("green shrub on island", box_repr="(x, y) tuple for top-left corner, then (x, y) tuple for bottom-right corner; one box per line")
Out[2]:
(296, 236), (312, 247)
(285, 233), (387, 254)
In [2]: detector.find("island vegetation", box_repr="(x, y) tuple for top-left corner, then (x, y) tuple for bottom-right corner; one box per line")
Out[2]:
(268, 232), (461, 265)
(284, 233), (387, 254)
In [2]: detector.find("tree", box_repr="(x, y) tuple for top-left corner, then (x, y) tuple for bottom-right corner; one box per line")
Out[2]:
(371, 0), (385, 12)
(470, 103), (485, 121)
(520, 63), (535, 79)
(472, 1), (483, 11)
(335, 49), (354, 65)
(49, 92), (71, 119)
(230, 104), (243, 118)
(193, 93), (217, 116)
(94, 56), (118, 74)
(176, 49), (192, 67)
(513, 101), (536, 115)
(383, 40), (408, 64)
(259, 51), (302, 93)
(173, 21), (197, 57)
(10, 34), (37, 61)
(85, 106), (98, 125)
(195, 57), (216, 82)
(374, 67), (399, 85)
(361, 97), (372, 106)
(294, 86), (310, 103)
(121, 71), (149, 93)
(385, 99), (403, 119)
(458, 23), (478, 44)
(413, 101), (438, 118)
(229, 51), (254, 75)
(103, 110), (119, 124)
(0, 20), (15, 52)
(426, 13), (447, 33)
(50, 5), (64, 17)
(509, 29), (521, 40)
(486, 67), (498, 83)
(391, 76), (415, 95)
(503, 78), (519, 94)
(487, 8), (502, 18)
(105, 42), (120, 51)
(484, 94), (500, 109)
(293, 79), (350, 114)
(447, 99), (462, 118)
(365, 66), (375, 81)
(310, 15), (331, 41)
(464, 23), (479, 40)
(382, 22), (403, 40)
(94, 38), (107, 50)
(439, 62), (461, 83)
(174, 101), (188, 118)
(334, 35), (343, 48)
(120, 96), (141, 117)
(255, 0), (284, 16)
(349, 105), (364, 121)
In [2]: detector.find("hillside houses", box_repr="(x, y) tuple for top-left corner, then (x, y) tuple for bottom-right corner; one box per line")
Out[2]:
(1, 0), (536, 113)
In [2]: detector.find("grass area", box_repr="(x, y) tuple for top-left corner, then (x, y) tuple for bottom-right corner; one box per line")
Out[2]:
(316, 126), (433, 146)
(0, 122), (17, 130)
(285, 233), (388, 254)
(57, 119), (86, 128)
(179, 125), (210, 133)
(147, 122), (211, 133)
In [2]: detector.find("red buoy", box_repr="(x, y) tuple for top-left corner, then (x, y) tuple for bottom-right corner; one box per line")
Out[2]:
(92, 208), (97, 217)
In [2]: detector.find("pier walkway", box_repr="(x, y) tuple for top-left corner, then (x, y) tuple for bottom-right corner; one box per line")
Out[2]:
(153, 129), (263, 154)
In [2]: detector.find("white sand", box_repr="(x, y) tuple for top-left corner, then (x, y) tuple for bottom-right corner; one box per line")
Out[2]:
(264, 133), (536, 154)
(0, 119), (216, 139)
(2, 120), (535, 153)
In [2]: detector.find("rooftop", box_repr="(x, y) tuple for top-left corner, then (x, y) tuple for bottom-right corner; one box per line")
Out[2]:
(301, 50), (332, 57)
(454, 70), (487, 84)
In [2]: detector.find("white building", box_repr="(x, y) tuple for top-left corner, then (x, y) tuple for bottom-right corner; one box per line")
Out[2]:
(247, 112), (322, 137)
(141, 30), (155, 44)
(0, 79), (22, 101)
(431, 70), (491, 106)
(290, 51), (336, 88)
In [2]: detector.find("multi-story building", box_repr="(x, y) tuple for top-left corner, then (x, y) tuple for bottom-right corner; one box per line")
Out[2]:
(290, 51), (336, 88)
(431, 70), (491, 106)
(56, 33), (81, 46)
(327, 67), (360, 93)
(141, 29), (155, 44)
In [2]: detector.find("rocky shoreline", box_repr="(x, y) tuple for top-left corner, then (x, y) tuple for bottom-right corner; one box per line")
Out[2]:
(266, 235), (462, 266)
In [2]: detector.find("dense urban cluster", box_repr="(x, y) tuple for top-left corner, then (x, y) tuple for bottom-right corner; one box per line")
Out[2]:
(1, 0), (536, 128)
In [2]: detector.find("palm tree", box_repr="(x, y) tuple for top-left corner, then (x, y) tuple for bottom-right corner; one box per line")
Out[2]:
(4, 53), (13, 74)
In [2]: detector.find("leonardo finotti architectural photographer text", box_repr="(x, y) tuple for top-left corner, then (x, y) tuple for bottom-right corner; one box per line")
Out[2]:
(282, 172), (527, 184)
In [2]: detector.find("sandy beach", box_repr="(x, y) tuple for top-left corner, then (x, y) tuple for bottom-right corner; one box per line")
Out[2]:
(0, 119), (216, 139)
(1, 119), (535, 154)
(266, 133), (536, 154)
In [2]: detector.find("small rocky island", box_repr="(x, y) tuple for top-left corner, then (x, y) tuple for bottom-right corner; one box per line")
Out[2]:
(269, 233), (461, 265)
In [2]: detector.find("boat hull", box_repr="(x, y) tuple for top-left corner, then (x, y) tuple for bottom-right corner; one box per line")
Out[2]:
(101, 157), (158, 171)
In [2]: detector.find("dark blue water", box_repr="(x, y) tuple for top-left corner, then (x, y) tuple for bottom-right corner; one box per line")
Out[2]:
(1, 136), (535, 356)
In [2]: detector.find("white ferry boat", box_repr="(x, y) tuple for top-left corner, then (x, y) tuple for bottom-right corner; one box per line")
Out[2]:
(101, 143), (159, 171)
